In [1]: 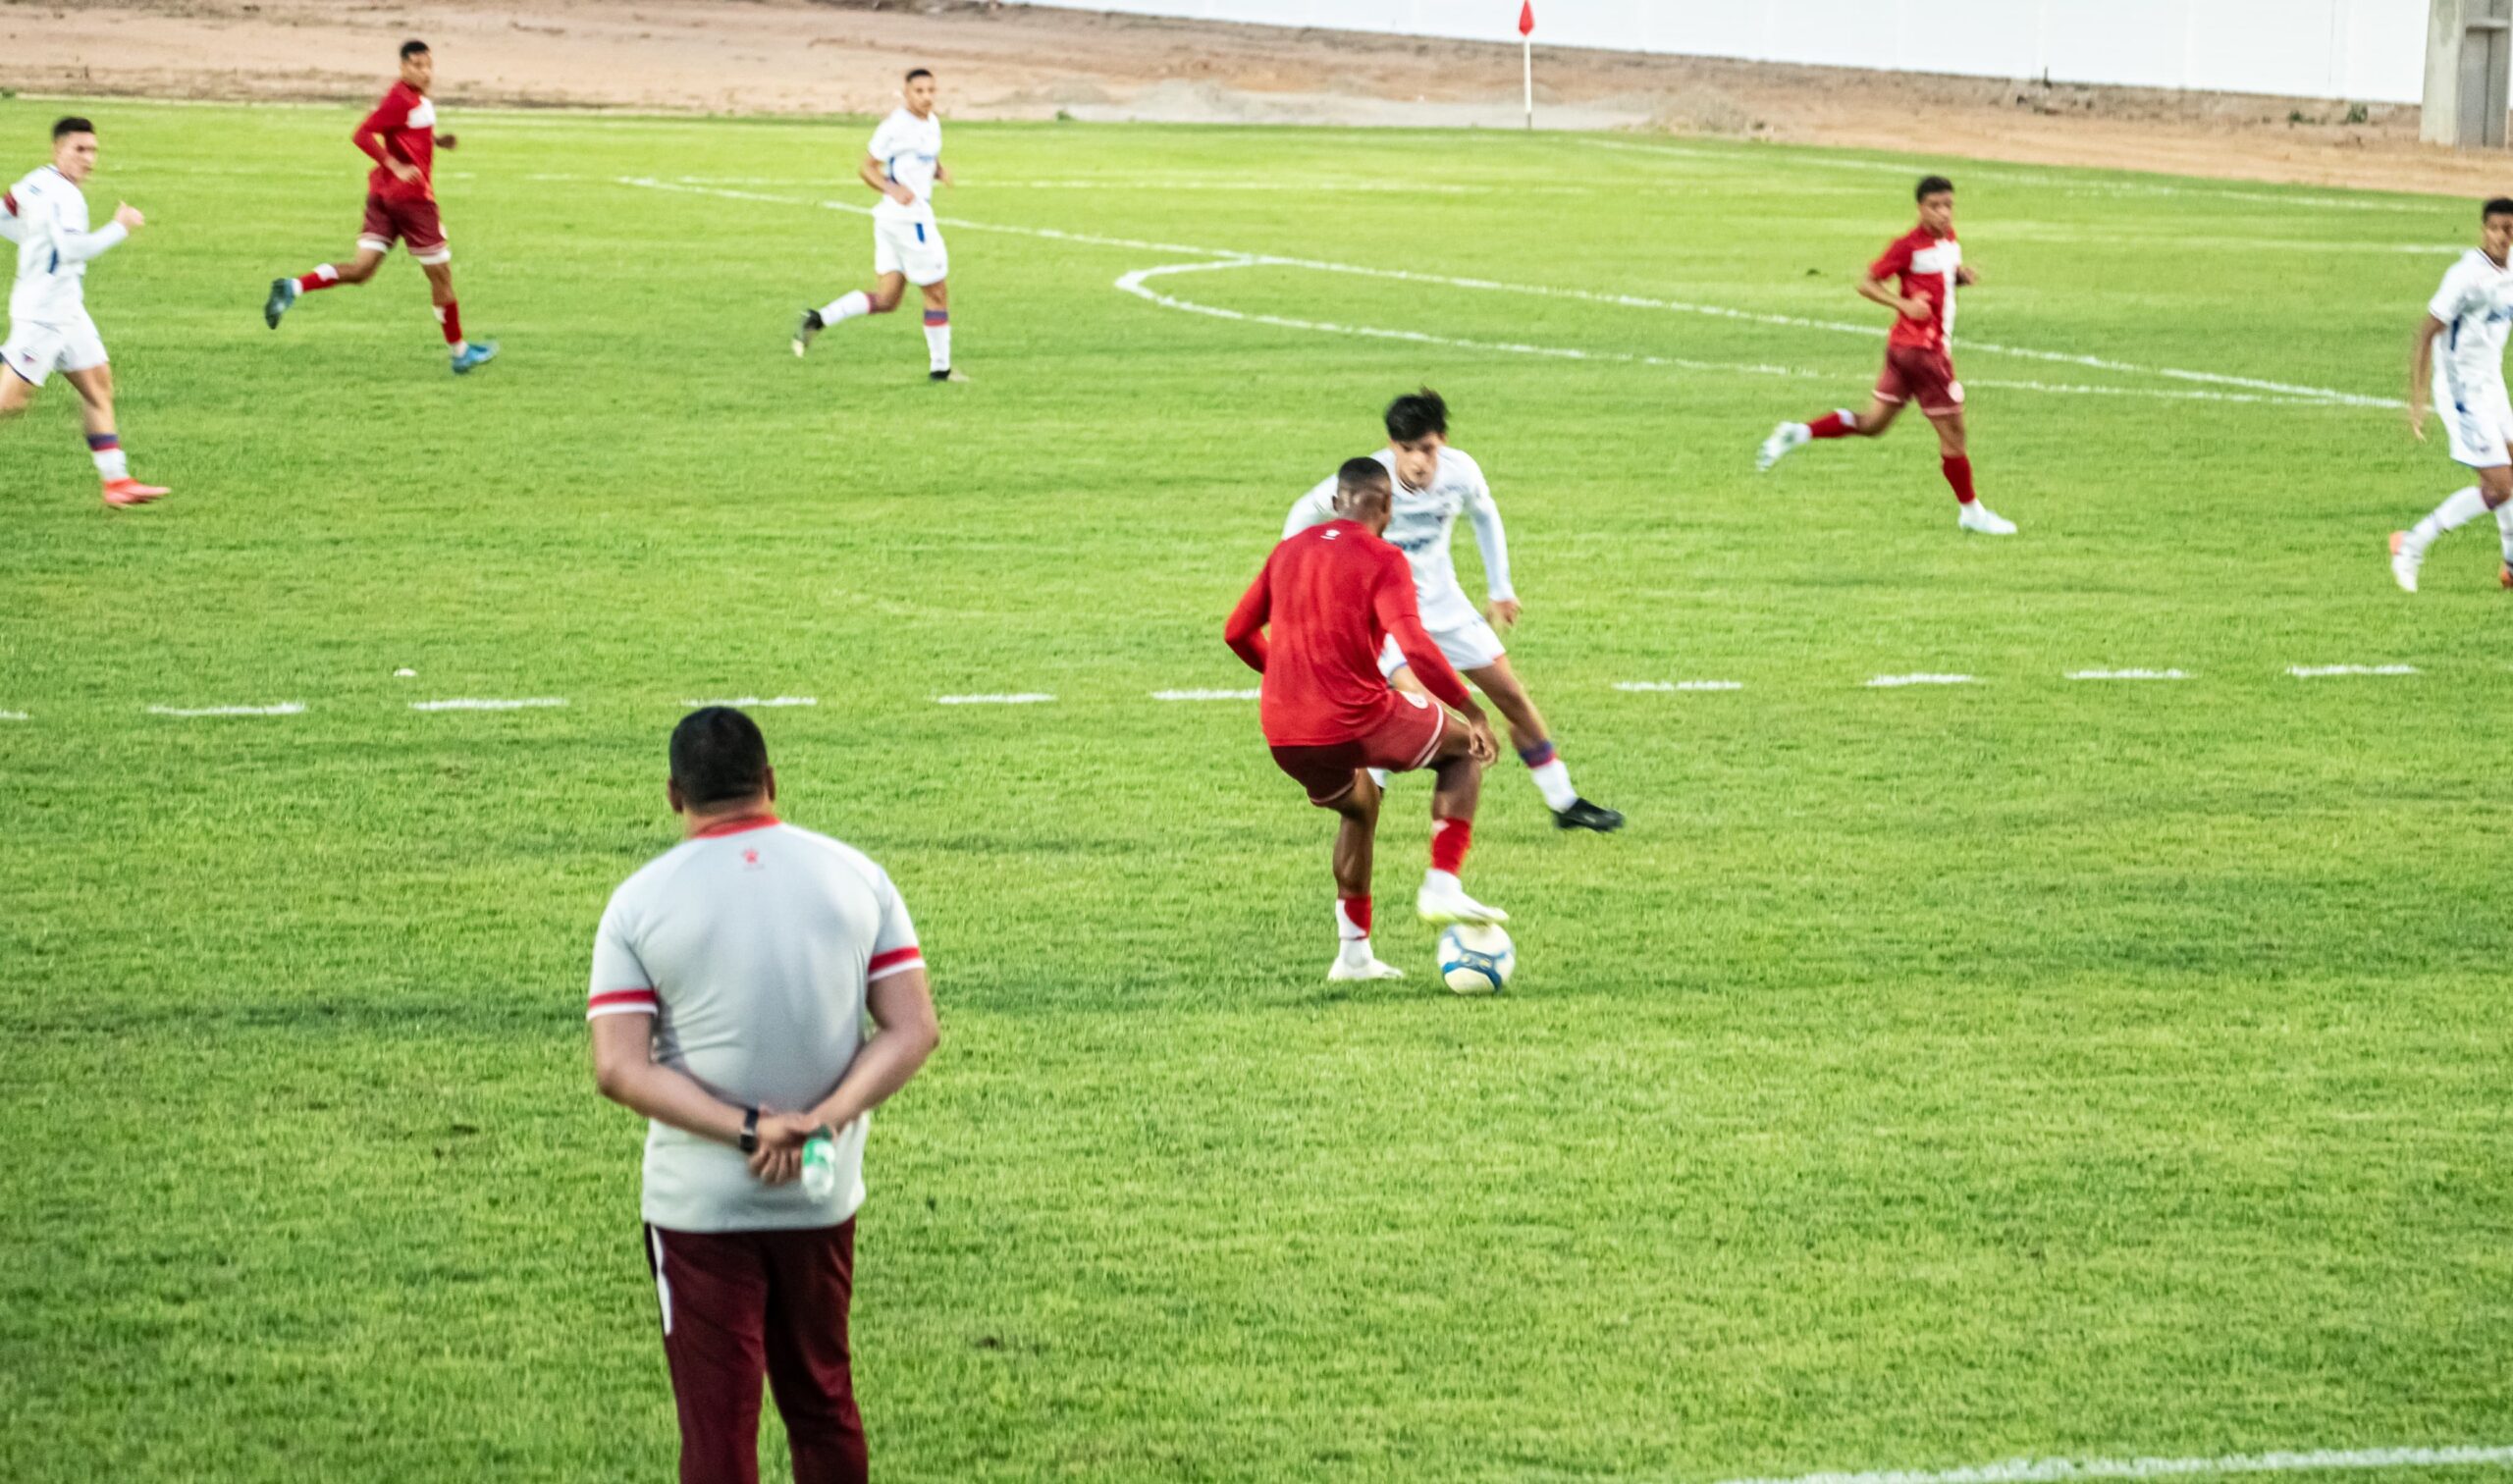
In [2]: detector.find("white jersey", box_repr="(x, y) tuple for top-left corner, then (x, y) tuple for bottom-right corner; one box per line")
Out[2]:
(2428, 248), (2513, 402)
(867, 107), (941, 225)
(1286, 446), (1515, 620)
(8, 165), (126, 327)
(588, 817), (925, 1234)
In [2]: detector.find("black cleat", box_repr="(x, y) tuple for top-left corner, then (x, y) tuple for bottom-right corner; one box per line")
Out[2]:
(1553, 797), (1625, 832)
(930, 367), (970, 383)
(792, 308), (824, 357)
(264, 277), (297, 329)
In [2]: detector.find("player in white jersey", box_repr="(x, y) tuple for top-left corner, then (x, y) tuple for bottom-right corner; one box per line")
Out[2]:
(792, 67), (966, 383)
(1285, 390), (1623, 832)
(2392, 196), (2513, 593)
(1, 117), (167, 506)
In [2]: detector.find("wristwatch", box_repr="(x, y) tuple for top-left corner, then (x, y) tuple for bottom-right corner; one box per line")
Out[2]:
(738, 1106), (761, 1154)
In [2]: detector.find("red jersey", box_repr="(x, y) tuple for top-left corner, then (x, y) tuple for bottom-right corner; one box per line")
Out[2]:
(1224, 520), (1474, 747)
(1870, 225), (1961, 352)
(356, 80), (439, 202)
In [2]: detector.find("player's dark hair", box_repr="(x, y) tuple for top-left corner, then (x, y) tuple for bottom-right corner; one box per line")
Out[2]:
(1916, 174), (1954, 201)
(669, 707), (772, 809)
(905, 67), (935, 83)
(52, 117), (94, 141)
(1334, 456), (1393, 516)
(1383, 388), (1449, 444)
(401, 39), (431, 60)
(2485, 196), (2513, 220)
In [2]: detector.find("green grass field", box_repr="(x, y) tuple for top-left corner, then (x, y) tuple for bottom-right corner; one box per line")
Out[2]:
(2, 97), (2508, 1482)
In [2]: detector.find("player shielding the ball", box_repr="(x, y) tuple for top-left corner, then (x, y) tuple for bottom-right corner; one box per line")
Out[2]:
(2390, 195), (2513, 593)
(2, 116), (168, 506)
(1228, 458), (1505, 984)
(263, 40), (497, 376)
(1758, 175), (2016, 536)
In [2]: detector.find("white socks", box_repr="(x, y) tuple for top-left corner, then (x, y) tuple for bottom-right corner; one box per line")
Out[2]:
(1335, 898), (1372, 969)
(91, 445), (128, 482)
(924, 321), (951, 373)
(1527, 758), (1577, 812)
(1423, 869), (1462, 896)
(2409, 486), (2490, 552)
(2498, 502), (2513, 562)
(820, 290), (872, 323)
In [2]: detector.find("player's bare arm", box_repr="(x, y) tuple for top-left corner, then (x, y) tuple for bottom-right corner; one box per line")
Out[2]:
(1858, 274), (1931, 321)
(2408, 314), (2448, 440)
(860, 152), (915, 208)
(1955, 264), (1980, 287)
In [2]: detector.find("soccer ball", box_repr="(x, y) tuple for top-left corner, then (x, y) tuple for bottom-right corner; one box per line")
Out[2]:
(1437, 924), (1515, 995)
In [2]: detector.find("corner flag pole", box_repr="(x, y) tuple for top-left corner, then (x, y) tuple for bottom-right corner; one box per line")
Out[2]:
(1519, 1), (1535, 131)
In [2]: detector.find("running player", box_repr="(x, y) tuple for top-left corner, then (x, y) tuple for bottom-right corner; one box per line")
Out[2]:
(2391, 196), (2513, 593)
(1285, 390), (1623, 832)
(792, 67), (966, 383)
(262, 40), (497, 375)
(1227, 458), (1505, 982)
(2, 117), (168, 507)
(1757, 175), (2016, 536)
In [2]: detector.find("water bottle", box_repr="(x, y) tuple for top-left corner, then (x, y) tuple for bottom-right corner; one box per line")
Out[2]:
(800, 1134), (838, 1200)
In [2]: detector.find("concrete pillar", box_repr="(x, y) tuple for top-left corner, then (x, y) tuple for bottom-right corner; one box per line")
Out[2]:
(2426, 0), (2513, 148)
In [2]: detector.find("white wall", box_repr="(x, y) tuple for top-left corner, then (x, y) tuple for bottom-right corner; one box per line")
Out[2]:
(1019, 0), (2432, 104)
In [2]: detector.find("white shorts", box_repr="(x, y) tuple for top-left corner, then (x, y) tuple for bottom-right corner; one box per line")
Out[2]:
(1, 311), (107, 389)
(2442, 381), (2513, 468)
(874, 214), (949, 288)
(1377, 599), (1507, 680)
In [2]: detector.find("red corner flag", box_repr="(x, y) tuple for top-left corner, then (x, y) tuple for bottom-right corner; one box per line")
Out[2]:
(1518, 0), (1534, 35)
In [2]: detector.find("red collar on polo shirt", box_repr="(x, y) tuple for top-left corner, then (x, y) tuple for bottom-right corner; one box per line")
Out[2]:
(692, 814), (780, 839)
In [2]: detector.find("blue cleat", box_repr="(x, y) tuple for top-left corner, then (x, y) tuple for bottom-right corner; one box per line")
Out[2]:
(451, 341), (499, 376)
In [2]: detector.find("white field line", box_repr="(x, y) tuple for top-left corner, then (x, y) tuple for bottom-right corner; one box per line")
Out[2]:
(1867, 673), (1976, 688)
(1706, 1442), (2513, 1484)
(615, 178), (2379, 407)
(1572, 136), (2446, 215)
(2067, 668), (2191, 680)
(682, 696), (819, 708)
(2286, 663), (2418, 678)
(0, 710), (27, 721)
(409, 697), (569, 712)
(147, 703), (305, 718)
(1614, 679), (1744, 692)
(1151, 688), (1261, 701)
(936, 692), (1056, 705)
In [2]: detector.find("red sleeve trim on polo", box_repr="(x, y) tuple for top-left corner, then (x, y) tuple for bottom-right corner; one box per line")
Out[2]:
(586, 987), (660, 1019)
(867, 947), (924, 981)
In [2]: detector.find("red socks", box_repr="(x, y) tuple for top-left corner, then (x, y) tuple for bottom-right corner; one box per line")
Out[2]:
(435, 301), (463, 346)
(1336, 896), (1371, 941)
(1429, 818), (1472, 874)
(296, 265), (342, 292)
(1941, 454), (1977, 504)
(1808, 409), (1855, 439)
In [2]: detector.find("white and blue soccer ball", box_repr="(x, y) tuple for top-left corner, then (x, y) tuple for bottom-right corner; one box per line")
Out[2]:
(1437, 923), (1515, 995)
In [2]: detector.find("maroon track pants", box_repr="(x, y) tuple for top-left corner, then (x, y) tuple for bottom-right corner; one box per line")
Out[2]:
(644, 1219), (867, 1484)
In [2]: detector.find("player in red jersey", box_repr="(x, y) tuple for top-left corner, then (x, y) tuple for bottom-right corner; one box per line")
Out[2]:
(1757, 175), (2015, 536)
(262, 40), (497, 375)
(1227, 457), (1505, 983)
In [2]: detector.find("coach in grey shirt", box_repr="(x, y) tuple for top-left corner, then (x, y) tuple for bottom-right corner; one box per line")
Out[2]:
(588, 706), (938, 1484)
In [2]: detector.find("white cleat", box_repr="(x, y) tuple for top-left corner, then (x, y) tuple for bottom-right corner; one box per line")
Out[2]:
(1756, 421), (1809, 473)
(2388, 531), (2422, 593)
(1327, 955), (1407, 982)
(1417, 880), (1508, 926)
(1958, 503), (2017, 536)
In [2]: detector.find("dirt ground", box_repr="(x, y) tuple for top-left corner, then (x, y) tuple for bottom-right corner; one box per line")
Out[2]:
(12, 0), (2513, 197)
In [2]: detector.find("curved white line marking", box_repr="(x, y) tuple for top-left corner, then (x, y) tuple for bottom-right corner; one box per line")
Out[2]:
(1711, 1443), (2513, 1484)
(615, 178), (2379, 406)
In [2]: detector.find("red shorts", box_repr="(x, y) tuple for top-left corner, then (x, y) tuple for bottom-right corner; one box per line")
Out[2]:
(1268, 692), (1447, 807)
(1876, 343), (1962, 417)
(646, 1220), (866, 1484)
(360, 190), (449, 264)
